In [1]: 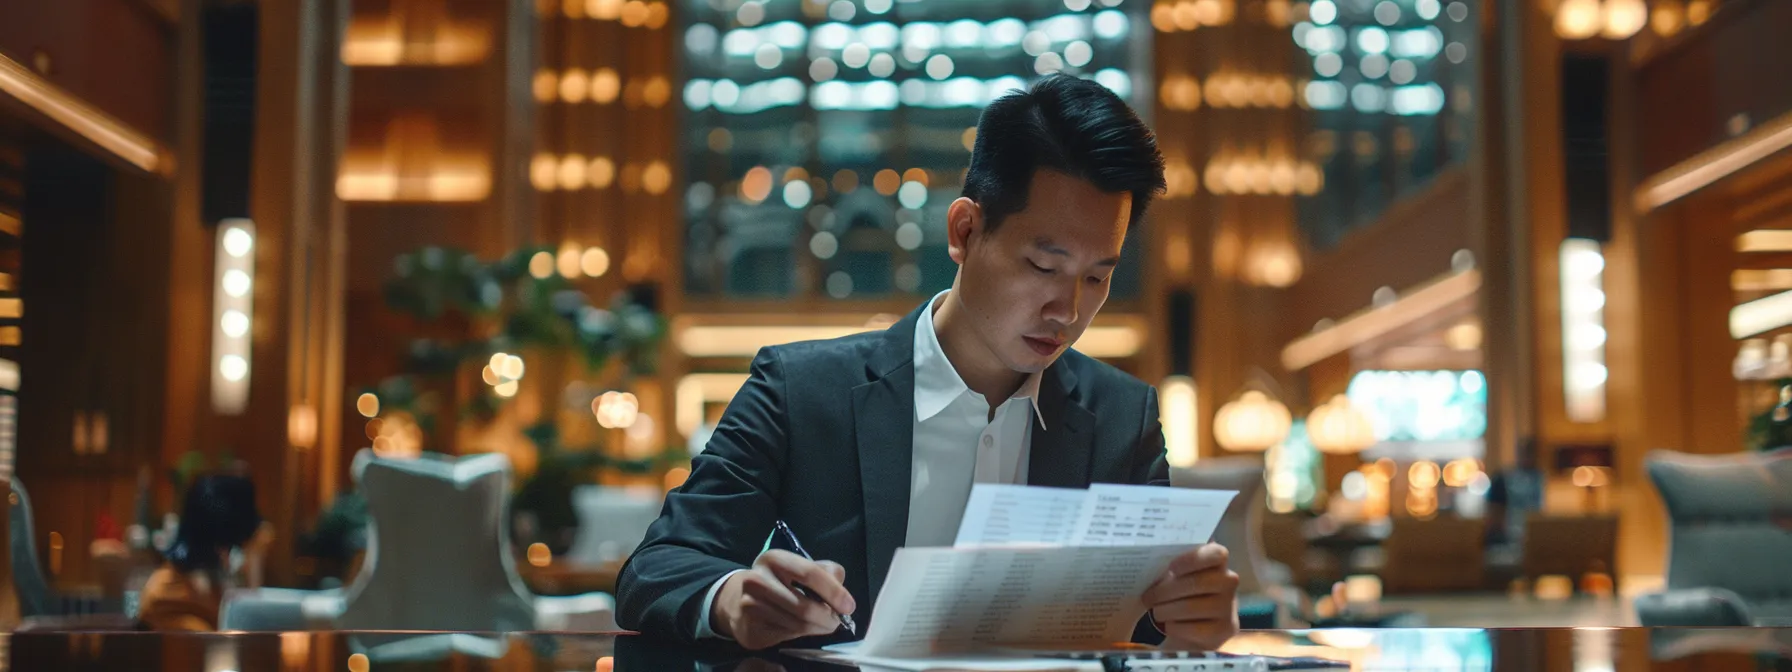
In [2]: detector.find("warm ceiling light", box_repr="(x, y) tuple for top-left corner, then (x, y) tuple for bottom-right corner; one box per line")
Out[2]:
(1651, 0), (1685, 36)
(558, 154), (588, 190)
(1307, 395), (1376, 455)
(590, 68), (622, 103)
(581, 247), (610, 277)
(1213, 390), (1291, 453)
(1555, 0), (1603, 39)
(588, 156), (616, 189)
(1600, 0), (1647, 39)
(643, 161), (672, 194)
(1737, 230), (1792, 253)
(532, 154), (559, 191)
(1733, 269), (1792, 291)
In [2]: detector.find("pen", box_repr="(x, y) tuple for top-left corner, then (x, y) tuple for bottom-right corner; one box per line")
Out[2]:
(772, 519), (857, 635)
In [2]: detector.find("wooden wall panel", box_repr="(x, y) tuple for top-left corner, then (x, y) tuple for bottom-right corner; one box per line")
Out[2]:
(1285, 169), (1473, 346)
(0, 0), (175, 141)
(1636, 0), (1792, 178)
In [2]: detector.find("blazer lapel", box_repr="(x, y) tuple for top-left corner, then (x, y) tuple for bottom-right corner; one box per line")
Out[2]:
(855, 306), (925, 598)
(1028, 359), (1097, 489)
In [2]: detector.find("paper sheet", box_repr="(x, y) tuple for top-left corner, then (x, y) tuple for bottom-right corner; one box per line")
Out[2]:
(954, 484), (1237, 547)
(853, 543), (1192, 657)
(849, 484), (1238, 659)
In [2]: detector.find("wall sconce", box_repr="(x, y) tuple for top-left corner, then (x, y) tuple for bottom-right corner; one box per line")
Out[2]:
(1307, 395), (1375, 455)
(1560, 238), (1607, 423)
(1161, 376), (1198, 467)
(288, 404), (318, 449)
(212, 219), (255, 415)
(1213, 389), (1291, 453)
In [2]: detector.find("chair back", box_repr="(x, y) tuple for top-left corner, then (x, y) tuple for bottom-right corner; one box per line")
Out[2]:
(1647, 450), (1792, 601)
(565, 485), (663, 566)
(338, 451), (535, 631)
(1171, 458), (1271, 594)
(1380, 515), (1484, 594)
(10, 477), (57, 617)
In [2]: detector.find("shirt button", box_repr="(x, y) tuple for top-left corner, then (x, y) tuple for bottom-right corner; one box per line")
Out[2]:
(981, 435), (994, 447)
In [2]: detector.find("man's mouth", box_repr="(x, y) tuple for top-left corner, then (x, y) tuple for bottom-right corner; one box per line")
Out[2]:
(1023, 335), (1063, 356)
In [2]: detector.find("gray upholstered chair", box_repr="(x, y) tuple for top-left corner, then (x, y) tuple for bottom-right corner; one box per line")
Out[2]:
(221, 450), (615, 632)
(1171, 458), (1299, 627)
(1634, 449), (1792, 626)
(335, 450), (614, 632)
(10, 476), (60, 618)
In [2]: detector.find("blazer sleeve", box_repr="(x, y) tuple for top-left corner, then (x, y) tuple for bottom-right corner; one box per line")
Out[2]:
(615, 347), (791, 642)
(1132, 385), (1172, 487)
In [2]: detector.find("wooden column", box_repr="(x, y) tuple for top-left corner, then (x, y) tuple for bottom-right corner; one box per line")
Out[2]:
(1478, 0), (1542, 472)
(233, 0), (339, 585)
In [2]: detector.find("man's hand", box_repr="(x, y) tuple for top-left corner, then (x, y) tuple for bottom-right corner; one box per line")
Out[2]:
(1142, 543), (1240, 651)
(712, 550), (857, 650)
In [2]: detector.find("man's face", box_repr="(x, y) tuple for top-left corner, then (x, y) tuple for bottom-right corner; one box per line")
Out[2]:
(948, 170), (1131, 374)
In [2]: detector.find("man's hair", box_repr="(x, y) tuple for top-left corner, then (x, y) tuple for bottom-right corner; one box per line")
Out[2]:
(962, 74), (1166, 234)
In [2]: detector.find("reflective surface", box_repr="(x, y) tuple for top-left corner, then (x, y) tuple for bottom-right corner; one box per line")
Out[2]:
(11, 628), (1792, 671)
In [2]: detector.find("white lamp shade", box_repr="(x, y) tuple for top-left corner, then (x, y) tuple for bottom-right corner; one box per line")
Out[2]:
(1214, 390), (1291, 452)
(1308, 394), (1376, 455)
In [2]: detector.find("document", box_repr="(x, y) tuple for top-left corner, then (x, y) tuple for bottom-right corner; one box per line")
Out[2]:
(954, 484), (1237, 547)
(830, 483), (1237, 659)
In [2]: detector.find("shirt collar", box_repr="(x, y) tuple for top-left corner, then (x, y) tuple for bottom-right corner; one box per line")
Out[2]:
(913, 291), (1047, 429)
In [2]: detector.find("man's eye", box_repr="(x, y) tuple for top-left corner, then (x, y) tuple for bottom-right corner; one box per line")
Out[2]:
(1087, 275), (1110, 285)
(1028, 261), (1053, 274)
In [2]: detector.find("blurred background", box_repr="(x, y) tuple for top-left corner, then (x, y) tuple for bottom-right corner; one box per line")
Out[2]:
(0, 0), (1788, 635)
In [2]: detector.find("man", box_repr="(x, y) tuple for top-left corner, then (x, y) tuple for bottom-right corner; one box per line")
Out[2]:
(617, 75), (1239, 651)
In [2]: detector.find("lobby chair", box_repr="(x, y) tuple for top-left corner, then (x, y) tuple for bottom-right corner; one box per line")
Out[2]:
(1519, 515), (1618, 588)
(334, 450), (616, 632)
(9, 477), (102, 618)
(1171, 458), (1299, 627)
(565, 485), (663, 567)
(1379, 516), (1485, 594)
(1634, 449), (1792, 626)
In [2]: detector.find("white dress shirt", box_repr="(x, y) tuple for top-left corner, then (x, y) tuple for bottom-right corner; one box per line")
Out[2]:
(695, 290), (1044, 638)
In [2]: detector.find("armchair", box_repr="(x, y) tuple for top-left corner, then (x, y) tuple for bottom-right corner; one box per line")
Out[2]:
(1633, 449), (1792, 626)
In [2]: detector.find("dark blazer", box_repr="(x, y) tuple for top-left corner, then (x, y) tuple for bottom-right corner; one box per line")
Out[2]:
(616, 302), (1171, 645)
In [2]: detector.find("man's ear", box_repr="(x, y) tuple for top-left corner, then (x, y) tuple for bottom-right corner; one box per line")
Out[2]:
(946, 197), (982, 265)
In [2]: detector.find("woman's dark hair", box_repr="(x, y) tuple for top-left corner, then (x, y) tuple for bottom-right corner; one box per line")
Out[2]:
(962, 74), (1166, 234)
(164, 474), (262, 574)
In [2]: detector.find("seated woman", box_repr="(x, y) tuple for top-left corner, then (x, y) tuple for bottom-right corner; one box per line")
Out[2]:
(137, 474), (270, 631)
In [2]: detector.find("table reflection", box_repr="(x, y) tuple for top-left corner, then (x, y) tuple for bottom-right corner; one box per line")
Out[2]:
(9, 628), (1792, 671)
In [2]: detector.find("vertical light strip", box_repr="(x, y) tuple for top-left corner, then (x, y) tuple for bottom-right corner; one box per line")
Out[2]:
(1162, 375), (1198, 467)
(212, 219), (256, 414)
(1560, 238), (1607, 423)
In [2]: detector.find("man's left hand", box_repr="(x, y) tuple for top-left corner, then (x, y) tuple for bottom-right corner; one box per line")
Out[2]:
(1141, 543), (1239, 651)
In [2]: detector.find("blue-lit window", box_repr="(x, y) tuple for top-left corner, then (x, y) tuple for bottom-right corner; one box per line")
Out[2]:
(1292, 0), (1478, 249)
(680, 0), (1150, 300)
(1346, 369), (1487, 442)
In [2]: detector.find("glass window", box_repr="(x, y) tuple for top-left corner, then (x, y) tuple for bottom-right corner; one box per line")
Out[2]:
(680, 0), (1152, 300)
(1292, 0), (1478, 249)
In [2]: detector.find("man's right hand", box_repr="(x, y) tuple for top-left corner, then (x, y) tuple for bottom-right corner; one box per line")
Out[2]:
(711, 550), (857, 650)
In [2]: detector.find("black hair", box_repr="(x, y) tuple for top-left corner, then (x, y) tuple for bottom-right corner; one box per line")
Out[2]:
(962, 74), (1166, 234)
(164, 474), (262, 575)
